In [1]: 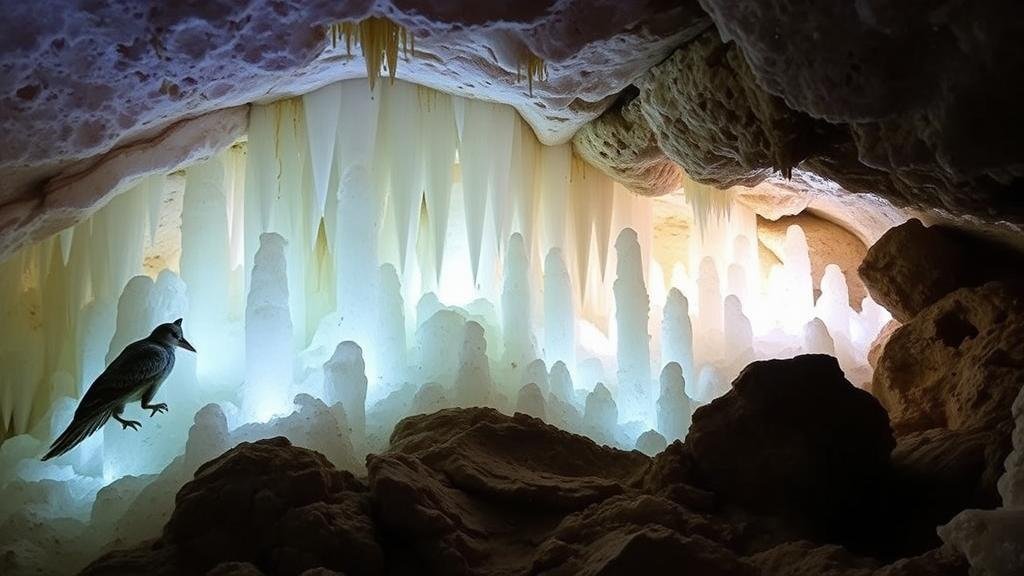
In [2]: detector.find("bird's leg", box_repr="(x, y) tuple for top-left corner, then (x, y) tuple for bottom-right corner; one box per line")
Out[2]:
(112, 410), (142, 431)
(140, 386), (168, 418)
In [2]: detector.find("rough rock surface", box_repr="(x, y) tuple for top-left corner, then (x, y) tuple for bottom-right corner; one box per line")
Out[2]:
(636, 31), (822, 189)
(686, 355), (894, 537)
(81, 437), (383, 576)
(873, 281), (1024, 436)
(0, 0), (706, 258)
(80, 403), (980, 576)
(859, 219), (1024, 322)
(572, 93), (684, 196)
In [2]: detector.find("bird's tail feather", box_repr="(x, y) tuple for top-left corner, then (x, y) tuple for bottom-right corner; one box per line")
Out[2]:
(41, 409), (113, 461)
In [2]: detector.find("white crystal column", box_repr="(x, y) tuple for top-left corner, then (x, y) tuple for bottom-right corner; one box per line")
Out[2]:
(455, 321), (493, 407)
(374, 264), (407, 400)
(544, 248), (575, 372)
(244, 232), (293, 421)
(323, 340), (367, 447)
(613, 228), (653, 425)
(656, 362), (691, 443)
(180, 153), (231, 381)
(662, 288), (696, 387)
(783, 225), (815, 331)
(502, 233), (536, 372)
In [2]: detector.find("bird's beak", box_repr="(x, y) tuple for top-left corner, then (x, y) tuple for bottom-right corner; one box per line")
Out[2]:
(178, 337), (197, 353)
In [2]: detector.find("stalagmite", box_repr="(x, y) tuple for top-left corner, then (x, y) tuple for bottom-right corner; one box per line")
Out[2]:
(335, 166), (381, 345)
(374, 264), (407, 399)
(694, 365), (728, 404)
(544, 248), (575, 371)
(656, 362), (691, 443)
(723, 295), (754, 360)
(614, 229), (652, 425)
(502, 233), (536, 371)
(549, 360), (574, 403)
(515, 383), (546, 420)
(180, 154), (231, 380)
(454, 321), (493, 407)
(803, 318), (837, 356)
(695, 256), (724, 362)
(816, 264), (851, 341)
(244, 233), (293, 422)
(522, 359), (549, 397)
(635, 430), (667, 456)
(662, 288), (695, 386)
(584, 382), (618, 446)
(323, 341), (367, 447)
(783, 225), (815, 331)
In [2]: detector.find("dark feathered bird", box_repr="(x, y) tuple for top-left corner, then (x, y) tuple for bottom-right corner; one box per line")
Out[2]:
(41, 318), (196, 461)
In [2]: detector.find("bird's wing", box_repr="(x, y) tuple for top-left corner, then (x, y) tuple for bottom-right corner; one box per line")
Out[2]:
(42, 341), (171, 461)
(76, 340), (172, 416)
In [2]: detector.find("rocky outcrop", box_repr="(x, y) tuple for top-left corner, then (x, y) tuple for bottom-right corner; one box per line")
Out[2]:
(82, 437), (383, 576)
(698, 0), (1024, 227)
(572, 93), (683, 196)
(81, 401), (981, 576)
(858, 220), (1024, 322)
(872, 282), (1024, 435)
(636, 31), (822, 189)
(873, 281), (1024, 562)
(686, 355), (894, 538)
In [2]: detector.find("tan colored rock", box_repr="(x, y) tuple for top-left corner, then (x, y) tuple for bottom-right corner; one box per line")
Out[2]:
(872, 281), (1024, 435)
(868, 319), (901, 369)
(859, 220), (981, 323)
(636, 31), (820, 189)
(573, 96), (683, 197)
(759, 212), (869, 309)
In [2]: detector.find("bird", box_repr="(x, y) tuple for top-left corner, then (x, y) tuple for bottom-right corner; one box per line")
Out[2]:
(41, 318), (197, 461)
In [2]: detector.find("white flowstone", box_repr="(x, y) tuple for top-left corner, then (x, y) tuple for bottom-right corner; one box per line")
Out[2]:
(515, 383), (547, 421)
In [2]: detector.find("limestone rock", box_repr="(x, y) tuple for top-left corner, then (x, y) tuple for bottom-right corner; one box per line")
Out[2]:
(888, 428), (1009, 553)
(531, 495), (751, 576)
(858, 220), (1023, 322)
(686, 355), (894, 536)
(390, 408), (648, 510)
(572, 94), (683, 196)
(82, 437), (384, 576)
(636, 31), (822, 188)
(872, 282), (1024, 435)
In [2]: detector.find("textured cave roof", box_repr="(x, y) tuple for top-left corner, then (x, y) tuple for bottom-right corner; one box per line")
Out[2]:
(0, 0), (705, 209)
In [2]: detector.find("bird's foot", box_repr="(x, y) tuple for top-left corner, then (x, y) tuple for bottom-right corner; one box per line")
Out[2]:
(147, 403), (168, 417)
(121, 419), (142, 431)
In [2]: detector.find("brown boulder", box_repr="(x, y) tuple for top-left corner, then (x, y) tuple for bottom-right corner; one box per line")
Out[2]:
(872, 281), (1024, 435)
(857, 219), (1023, 322)
(82, 438), (384, 576)
(686, 355), (894, 536)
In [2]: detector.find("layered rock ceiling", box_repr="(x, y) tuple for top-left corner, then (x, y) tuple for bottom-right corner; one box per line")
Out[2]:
(2, 0), (1023, 258)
